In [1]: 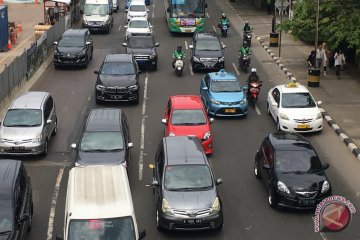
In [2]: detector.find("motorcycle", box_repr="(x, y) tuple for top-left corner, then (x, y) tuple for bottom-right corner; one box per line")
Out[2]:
(174, 56), (184, 77)
(239, 53), (251, 73)
(219, 22), (229, 37)
(243, 31), (252, 47)
(246, 80), (262, 107)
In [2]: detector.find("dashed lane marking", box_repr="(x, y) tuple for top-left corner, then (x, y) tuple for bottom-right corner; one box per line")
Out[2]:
(206, 12), (209, 18)
(212, 25), (217, 32)
(255, 104), (261, 115)
(118, 25), (121, 31)
(232, 62), (240, 75)
(189, 65), (194, 76)
(139, 73), (149, 181)
(184, 40), (188, 50)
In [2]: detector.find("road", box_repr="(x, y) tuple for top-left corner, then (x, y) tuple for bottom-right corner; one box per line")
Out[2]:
(20, 0), (360, 239)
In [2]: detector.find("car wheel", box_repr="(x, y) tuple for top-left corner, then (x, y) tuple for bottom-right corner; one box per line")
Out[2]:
(254, 160), (260, 179)
(156, 209), (165, 231)
(276, 118), (281, 131)
(268, 187), (277, 208)
(52, 119), (57, 136)
(42, 139), (48, 156)
(267, 102), (271, 115)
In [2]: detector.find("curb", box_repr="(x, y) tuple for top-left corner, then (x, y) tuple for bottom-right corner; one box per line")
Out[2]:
(225, 0), (360, 161)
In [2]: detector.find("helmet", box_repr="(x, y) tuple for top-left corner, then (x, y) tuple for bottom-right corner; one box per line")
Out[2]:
(245, 21), (249, 25)
(251, 68), (257, 73)
(177, 46), (182, 51)
(222, 13), (226, 19)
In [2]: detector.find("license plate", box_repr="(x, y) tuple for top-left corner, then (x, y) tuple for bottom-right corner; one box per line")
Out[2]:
(111, 95), (122, 100)
(11, 147), (25, 150)
(300, 200), (315, 204)
(297, 124), (310, 129)
(184, 29), (191, 33)
(225, 108), (236, 113)
(183, 219), (202, 224)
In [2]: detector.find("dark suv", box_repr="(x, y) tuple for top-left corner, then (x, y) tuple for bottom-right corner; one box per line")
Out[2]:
(0, 159), (33, 240)
(151, 136), (223, 231)
(71, 108), (133, 168)
(189, 32), (226, 72)
(122, 33), (159, 70)
(95, 54), (140, 104)
(54, 29), (93, 69)
(254, 132), (332, 209)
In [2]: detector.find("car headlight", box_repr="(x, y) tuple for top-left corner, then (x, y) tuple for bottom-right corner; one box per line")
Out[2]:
(96, 85), (106, 91)
(316, 112), (323, 120)
(203, 131), (211, 140)
(210, 98), (220, 105)
(128, 84), (138, 90)
(193, 56), (201, 62)
(32, 134), (42, 143)
(78, 49), (86, 56)
(83, 19), (88, 25)
(169, 132), (175, 136)
(218, 56), (224, 62)
(321, 180), (330, 193)
(211, 197), (221, 213)
(277, 181), (290, 194)
(162, 199), (174, 215)
(150, 53), (157, 59)
(279, 113), (289, 120)
(240, 98), (247, 104)
(0, 138), (5, 143)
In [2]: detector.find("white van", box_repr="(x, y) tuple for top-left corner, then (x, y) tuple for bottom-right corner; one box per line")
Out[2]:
(56, 165), (146, 240)
(82, 0), (114, 33)
(126, 0), (148, 22)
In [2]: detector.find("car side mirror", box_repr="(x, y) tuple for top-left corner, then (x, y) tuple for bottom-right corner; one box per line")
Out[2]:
(124, 25), (128, 28)
(125, 9), (129, 12)
(86, 41), (91, 45)
(272, 102), (278, 107)
(71, 143), (77, 149)
(189, 44), (194, 49)
(54, 41), (58, 45)
(94, 70), (99, 74)
(209, 118), (214, 124)
(151, 179), (159, 187)
(215, 178), (223, 185)
(202, 86), (208, 91)
(147, 9), (149, 12)
(166, 7), (170, 12)
(161, 118), (167, 124)
(222, 44), (227, 49)
(322, 163), (329, 170)
(317, 100), (322, 106)
(155, 43), (160, 47)
(56, 234), (64, 240)
(139, 230), (146, 239)
(128, 142), (134, 149)
(122, 43), (127, 47)
(263, 164), (271, 171)
(46, 119), (52, 124)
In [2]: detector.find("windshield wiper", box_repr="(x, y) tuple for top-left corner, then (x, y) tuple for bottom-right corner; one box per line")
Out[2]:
(0, 231), (12, 235)
(5, 124), (33, 127)
(82, 149), (108, 152)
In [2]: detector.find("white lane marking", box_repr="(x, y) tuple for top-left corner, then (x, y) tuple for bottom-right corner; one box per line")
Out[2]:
(212, 25), (217, 32)
(255, 104), (261, 115)
(206, 12), (209, 18)
(184, 40), (188, 50)
(152, 11), (154, 18)
(46, 167), (64, 240)
(118, 25), (122, 31)
(232, 62), (240, 75)
(189, 65), (194, 76)
(139, 74), (149, 181)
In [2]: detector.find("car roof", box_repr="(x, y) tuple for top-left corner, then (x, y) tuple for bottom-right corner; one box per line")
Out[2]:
(195, 32), (218, 40)
(10, 91), (48, 109)
(67, 165), (135, 219)
(85, 108), (123, 132)
(277, 82), (310, 94)
(208, 69), (237, 81)
(269, 132), (314, 151)
(128, 17), (148, 22)
(163, 136), (207, 165)
(170, 95), (203, 109)
(63, 28), (87, 36)
(0, 160), (21, 199)
(105, 53), (133, 63)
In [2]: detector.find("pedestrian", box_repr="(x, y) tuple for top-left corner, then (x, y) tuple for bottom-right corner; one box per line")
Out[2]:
(316, 43), (327, 75)
(322, 42), (329, 74)
(334, 49), (346, 79)
(307, 50), (316, 69)
(266, 0), (272, 14)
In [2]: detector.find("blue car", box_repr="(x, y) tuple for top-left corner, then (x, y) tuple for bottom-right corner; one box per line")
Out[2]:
(200, 69), (248, 117)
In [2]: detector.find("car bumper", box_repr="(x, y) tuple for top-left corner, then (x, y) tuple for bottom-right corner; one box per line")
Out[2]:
(277, 191), (332, 210)
(96, 89), (139, 102)
(208, 103), (248, 117)
(0, 142), (45, 155)
(158, 211), (223, 231)
(278, 118), (323, 133)
(54, 55), (87, 67)
(82, 23), (109, 32)
(201, 137), (212, 155)
(134, 59), (157, 68)
(192, 61), (224, 71)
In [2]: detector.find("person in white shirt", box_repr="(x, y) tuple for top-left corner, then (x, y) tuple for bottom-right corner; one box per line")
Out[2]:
(316, 43), (327, 75)
(334, 49), (346, 79)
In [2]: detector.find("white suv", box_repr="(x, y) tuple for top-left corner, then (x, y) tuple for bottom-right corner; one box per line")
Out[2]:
(126, 1), (149, 22)
(125, 17), (152, 39)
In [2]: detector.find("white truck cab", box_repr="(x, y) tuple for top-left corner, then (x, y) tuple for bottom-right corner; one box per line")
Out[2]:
(82, 0), (114, 33)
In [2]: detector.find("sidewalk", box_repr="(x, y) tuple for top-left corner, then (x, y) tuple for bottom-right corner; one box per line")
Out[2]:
(227, 0), (360, 159)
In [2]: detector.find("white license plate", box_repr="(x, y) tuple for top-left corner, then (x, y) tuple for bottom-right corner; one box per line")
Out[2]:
(183, 219), (202, 224)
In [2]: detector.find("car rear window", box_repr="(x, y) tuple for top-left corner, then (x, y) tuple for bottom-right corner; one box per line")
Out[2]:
(275, 150), (323, 174)
(281, 92), (316, 108)
(211, 80), (241, 92)
(101, 62), (135, 75)
(170, 109), (206, 125)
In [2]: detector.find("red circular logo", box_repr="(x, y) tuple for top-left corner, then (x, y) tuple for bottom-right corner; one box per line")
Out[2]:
(321, 202), (351, 232)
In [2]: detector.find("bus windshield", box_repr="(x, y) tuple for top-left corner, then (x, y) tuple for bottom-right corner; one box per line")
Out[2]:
(170, 0), (205, 18)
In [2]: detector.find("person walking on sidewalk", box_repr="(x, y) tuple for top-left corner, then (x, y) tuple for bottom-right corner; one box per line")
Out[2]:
(316, 43), (327, 75)
(322, 42), (329, 75)
(307, 50), (316, 69)
(334, 49), (346, 79)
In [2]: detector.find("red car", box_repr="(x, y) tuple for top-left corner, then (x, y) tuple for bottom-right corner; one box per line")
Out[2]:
(161, 95), (214, 155)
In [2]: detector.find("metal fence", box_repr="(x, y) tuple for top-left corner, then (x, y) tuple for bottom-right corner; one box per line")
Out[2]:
(0, 16), (67, 104)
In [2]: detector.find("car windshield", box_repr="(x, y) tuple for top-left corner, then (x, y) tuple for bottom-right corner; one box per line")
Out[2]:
(3, 109), (42, 127)
(129, 20), (148, 28)
(84, 4), (108, 15)
(0, 199), (13, 233)
(281, 92), (316, 108)
(211, 80), (241, 92)
(164, 165), (213, 190)
(68, 217), (135, 240)
(80, 132), (124, 151)
(100, 62), (135, 75)
(170, 109), (206, 125)
(196, 39), (221, 51)
(58, 36), (85, 47)
(128, 36), (154, 48)
(129, 5), (146, 11)
(275, 150), (323, 174)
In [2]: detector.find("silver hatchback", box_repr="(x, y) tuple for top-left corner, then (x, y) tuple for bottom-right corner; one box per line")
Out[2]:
(0, 92), (57, 156)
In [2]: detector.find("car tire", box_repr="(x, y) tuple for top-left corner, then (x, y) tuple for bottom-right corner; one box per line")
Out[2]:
(268, 187), (277, 208)
(254, 160), (260, 179)
(156, 209), (165, 231)
(42, 139), (48, 157)
(52, 119), (57, 136)
(267, 102), (271, 115)
(192, 62), (197, 73)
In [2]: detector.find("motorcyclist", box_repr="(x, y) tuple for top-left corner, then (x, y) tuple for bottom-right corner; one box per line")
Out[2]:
(239, 45), (252, 57)
(218, 13), (230, 29)
(172, 45), (185, 68)
(243, 21), (252, 33)
(247, 68), (261, 95)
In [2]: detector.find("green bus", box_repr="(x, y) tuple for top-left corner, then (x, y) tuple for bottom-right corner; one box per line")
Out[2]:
(165, 0), (207, 33)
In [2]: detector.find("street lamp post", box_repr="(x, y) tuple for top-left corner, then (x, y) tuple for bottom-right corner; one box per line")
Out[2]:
(315, 0), (319, 51)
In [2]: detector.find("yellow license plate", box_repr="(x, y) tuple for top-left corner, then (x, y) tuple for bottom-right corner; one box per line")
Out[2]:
(225, 108), (236, 113)
(184, 29), (191, 32)
(297, 124), (310, 129)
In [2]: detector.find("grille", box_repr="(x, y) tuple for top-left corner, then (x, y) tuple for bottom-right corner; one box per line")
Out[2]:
(106, 87), (127, 94)
(294, 118), (313, 123)
(295, 191), (318, 199)
(5, 149), (32, 153)
(200, 58), (218, 62)
(172, 208), (211, 217)
(3, 139), (32, 144)
(219, 101), (242, 106)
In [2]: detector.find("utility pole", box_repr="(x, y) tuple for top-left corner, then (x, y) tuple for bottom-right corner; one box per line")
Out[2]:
(279, 0), (283, 57)
(315, 0), (319, 52)
(272, 0), (276, 32)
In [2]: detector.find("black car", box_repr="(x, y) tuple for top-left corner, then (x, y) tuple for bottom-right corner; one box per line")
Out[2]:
(189, 32), (226, 72)
(254, 132), (332, 209)
(95, 53), (140, 104)
(151, 136), (223, 231)
(122, 33), (159, 70)
(54, 29), (93, 69)
(71, 108), (133, 168)
(0, 160), (33, 240)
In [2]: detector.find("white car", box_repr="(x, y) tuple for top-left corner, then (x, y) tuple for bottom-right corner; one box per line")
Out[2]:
(126, 2), (149, 22)
(125, 17), (152, 39)
(267, 82), (323, 133)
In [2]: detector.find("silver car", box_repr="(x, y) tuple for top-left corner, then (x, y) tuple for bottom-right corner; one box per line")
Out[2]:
(0, 91), (57, 156)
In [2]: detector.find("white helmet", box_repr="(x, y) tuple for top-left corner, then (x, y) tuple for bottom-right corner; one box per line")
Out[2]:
(251, 68), (257, 73)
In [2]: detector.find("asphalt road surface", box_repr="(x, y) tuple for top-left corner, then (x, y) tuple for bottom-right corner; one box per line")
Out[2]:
(19, 1), (360, 240)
